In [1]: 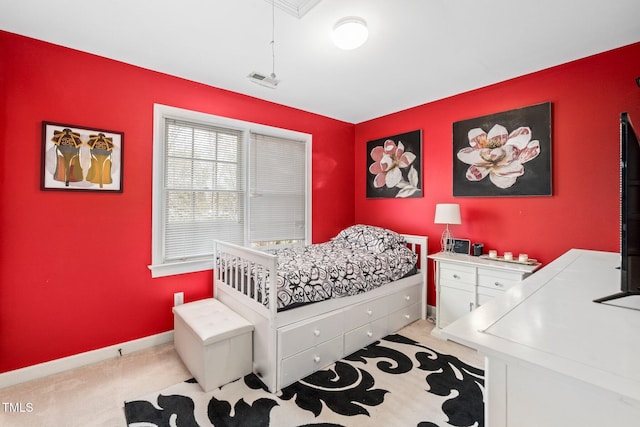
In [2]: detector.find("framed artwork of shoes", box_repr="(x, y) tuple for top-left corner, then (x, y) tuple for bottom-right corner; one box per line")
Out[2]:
(41, 121), (124, 192)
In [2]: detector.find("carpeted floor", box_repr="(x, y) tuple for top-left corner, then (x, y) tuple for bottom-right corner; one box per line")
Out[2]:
(125, 334), (484, 427)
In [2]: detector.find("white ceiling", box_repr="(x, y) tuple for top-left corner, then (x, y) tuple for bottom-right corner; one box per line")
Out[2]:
(2, 0), (639, 123)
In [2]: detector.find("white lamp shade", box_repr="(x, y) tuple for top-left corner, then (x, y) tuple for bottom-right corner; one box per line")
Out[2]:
(332, 17), (368, 50)
(434, 203), (461, 225)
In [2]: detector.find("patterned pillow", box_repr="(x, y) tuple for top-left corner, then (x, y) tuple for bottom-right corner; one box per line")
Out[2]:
(334, 224), (405, 253)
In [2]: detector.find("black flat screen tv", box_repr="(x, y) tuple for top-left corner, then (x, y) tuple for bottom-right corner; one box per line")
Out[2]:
(594, 112), (640, 303)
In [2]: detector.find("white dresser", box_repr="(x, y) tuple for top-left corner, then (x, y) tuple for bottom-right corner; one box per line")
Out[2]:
(428, 252), (540, 335)
(442, 249), (640, 427)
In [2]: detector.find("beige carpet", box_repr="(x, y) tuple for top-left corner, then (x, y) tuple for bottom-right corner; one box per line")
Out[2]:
(0, 320), (481, 427)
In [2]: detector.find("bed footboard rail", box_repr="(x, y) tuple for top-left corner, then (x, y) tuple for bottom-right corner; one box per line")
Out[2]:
(213, 240), (278, 320)
(213, 240), (279, 392)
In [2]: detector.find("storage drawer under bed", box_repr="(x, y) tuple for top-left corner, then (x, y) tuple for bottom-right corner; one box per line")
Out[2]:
(343, 295), (388, 329)
(344, 316), (388, 356)
(386, 284), (421, 313)
(279, 335), (343, 388)
(278, 310), (344, 359)
(388, 301), (421, 332)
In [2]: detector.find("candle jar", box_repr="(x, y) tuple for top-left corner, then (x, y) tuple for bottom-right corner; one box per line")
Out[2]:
(519, 253), (529, 262)
(489, 250), (498, 258)
(503, 252), (513, 261)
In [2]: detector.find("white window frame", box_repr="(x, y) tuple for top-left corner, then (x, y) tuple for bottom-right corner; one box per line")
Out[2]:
(148, 104), (312, 278)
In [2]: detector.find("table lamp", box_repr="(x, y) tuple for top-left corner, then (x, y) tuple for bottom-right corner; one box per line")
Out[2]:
(434, 203), (461, 252)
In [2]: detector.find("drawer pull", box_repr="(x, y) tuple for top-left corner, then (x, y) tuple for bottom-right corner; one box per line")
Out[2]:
(313, 329), (320, 337)
(366, 309), (373, 316)
(367, 331), (373, 337)
(313, 355), (321, 363)
(404, 314), (411, 320)
(469, 302), (474, 311)
(494, 282), (505, 288)
(405, 295), (411, 301)
(453, 274), (460, 279)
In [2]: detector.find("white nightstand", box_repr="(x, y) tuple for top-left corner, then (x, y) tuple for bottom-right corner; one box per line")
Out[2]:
(428, 251), (540, 337)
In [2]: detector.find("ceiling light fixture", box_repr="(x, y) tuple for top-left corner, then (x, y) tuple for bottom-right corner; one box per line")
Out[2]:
(332, 16), (368, 50)
(249, 0), (280, 89)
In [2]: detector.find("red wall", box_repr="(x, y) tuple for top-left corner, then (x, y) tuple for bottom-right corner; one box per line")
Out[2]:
(354, 42), (640, 305)
(2, 29), (639, 374)
(0, 31), (355, 373)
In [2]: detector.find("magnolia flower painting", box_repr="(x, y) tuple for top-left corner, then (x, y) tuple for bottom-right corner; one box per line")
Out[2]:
(453, 103), (552, 197)
(367, 130), (422, 198)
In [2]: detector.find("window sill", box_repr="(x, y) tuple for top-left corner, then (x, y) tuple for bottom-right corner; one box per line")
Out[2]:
(148, 258), (214, 278)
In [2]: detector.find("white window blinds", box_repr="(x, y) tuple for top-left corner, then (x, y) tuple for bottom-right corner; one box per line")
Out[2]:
(150, 104), (311, 277)
(249, 132), (306, 247)
(163, 119), (244, 262)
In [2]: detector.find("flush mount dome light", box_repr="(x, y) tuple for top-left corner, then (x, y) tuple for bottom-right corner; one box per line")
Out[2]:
(332, 16), (368, 50)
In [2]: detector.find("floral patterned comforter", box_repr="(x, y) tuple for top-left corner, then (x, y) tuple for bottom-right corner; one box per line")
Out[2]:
(218, 225), (419, 312)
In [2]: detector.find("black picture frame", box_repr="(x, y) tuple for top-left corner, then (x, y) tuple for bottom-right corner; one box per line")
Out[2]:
(41, 121), (124, 192)
(453, 102), (552, 197)
(366, 129), (422, 198)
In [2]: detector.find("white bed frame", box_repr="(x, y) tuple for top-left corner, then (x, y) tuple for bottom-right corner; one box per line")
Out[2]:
(213, 234), (428, 392)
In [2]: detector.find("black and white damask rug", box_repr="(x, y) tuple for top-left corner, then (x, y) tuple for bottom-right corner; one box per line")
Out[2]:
(124, 334), (484, 427)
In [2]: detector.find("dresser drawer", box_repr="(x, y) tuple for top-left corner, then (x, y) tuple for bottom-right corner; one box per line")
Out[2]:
(439, 263), (476, 285)
(279, 335), (343, 388)
(477, 285), (504, 300)
(344, 296), (388, 329)
(278, 311), (343, 359)
(477, 268), (524, 291)
(388, 301), (421, 332)
(440, 277), (475, 293)
(386, 284), (421, 313)
(344, 317), (388, 356)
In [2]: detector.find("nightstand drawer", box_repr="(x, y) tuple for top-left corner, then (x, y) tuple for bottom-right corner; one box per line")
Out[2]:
(439, 264), (475, 285)
(477, 268), (523, 290)
(477, 286), (504, 307)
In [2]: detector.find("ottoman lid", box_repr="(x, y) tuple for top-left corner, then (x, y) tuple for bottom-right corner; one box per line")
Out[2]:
(173, 298), (254, 345)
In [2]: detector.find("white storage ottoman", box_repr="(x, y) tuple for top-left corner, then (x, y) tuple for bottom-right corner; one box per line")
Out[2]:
(173, 298), (254, 392)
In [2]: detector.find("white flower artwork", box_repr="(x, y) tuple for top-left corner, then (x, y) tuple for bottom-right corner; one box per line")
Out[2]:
(453, 103), (552, 197)
(367, 130), (422, 198)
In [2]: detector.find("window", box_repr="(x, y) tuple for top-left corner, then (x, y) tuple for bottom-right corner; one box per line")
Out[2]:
(149, 104), (311, 278)
(249, 133), (307, 249)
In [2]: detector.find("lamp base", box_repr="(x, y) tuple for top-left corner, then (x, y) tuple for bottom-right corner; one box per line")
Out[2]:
(441, 227), (454, 253)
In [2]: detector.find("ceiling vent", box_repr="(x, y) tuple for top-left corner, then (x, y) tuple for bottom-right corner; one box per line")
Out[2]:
(248, 71), (280, 89)
(263, 0), (322, 18)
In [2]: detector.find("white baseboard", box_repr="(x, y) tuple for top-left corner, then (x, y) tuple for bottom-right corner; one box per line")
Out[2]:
(0, 331), (174, 390)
